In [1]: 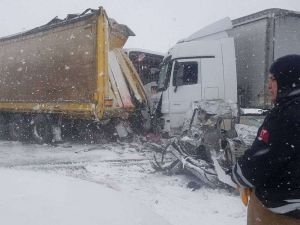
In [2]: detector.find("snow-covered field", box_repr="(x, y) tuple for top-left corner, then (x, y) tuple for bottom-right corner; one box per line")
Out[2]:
(0, 168), (171, 225)
(0, 140), (246, 225)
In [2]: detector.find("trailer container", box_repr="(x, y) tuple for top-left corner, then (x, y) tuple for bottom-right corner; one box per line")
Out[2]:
(0, 7), (147, 143)
(230, 8), (300, 108)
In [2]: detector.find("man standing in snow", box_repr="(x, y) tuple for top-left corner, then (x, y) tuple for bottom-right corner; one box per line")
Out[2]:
(232, 55), (300, 225)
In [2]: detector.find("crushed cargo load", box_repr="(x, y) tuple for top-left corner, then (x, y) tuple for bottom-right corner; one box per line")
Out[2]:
(0, 7), (148, 143)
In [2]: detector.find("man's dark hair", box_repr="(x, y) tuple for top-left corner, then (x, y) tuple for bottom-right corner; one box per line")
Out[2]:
(269, 54), (300, 100)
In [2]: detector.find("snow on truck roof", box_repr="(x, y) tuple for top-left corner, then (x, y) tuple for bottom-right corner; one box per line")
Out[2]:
(232, 8), (300, 25)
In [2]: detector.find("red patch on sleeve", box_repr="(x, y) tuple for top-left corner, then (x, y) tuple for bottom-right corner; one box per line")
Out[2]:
(258, 128), (270, 144)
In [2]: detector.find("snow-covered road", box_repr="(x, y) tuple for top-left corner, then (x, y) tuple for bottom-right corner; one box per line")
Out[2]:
(0, 140), (246, 225)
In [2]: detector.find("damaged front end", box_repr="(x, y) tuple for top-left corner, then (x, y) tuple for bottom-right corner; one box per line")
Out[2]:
(151, 103), (254, 189)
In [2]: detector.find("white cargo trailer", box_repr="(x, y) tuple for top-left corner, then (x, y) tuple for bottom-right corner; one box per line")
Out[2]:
(230, 8), (300, 108)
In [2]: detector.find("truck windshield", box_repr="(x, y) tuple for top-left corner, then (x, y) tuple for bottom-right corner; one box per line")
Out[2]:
(157, 57), (172, 91)
(127, 51), (164, 85)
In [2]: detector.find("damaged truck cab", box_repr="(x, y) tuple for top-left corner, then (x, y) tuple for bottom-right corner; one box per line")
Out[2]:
(154, 18), (238, 135)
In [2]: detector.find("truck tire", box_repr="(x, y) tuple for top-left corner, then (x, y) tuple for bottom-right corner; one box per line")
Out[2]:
(74, 120), (110, 144)
(32, 115), (53, 144)
(0, 114), (8, 138)
(77, 122), (98, 144)
(8, 114), (31, 141)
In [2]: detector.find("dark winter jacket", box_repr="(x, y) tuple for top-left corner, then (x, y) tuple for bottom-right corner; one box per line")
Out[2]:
(232, 93), (300, 217)
(232, 55), (300, 218)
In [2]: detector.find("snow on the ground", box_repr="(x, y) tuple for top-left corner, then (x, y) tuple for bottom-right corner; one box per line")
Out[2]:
(0, 140), (246, 225)
(0, 168), (170, 225)
(240, 108), (268, 115)
(0, 141), (146, 167)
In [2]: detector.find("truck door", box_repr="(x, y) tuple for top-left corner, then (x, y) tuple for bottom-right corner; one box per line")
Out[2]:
(201, 57), (224, 100)
(167, 59), (202, 131)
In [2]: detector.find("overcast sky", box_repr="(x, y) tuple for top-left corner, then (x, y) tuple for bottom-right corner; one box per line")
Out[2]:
(0, 0), (299, 52)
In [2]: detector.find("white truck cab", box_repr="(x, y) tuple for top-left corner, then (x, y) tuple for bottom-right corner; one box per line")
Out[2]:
(153, 18), (238, 135)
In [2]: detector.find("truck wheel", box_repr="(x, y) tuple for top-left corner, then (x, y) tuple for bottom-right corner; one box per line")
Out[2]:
(32, 115), (53, 144)
(8, 114), (31, 141)
(0, 114), (8, 138)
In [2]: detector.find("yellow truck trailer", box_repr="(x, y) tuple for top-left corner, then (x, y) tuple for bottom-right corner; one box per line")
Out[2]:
(0, 7), (148, 143)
